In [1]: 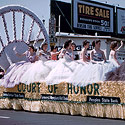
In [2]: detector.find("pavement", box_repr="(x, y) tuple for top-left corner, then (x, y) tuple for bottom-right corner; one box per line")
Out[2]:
(0, 109), (124, 125)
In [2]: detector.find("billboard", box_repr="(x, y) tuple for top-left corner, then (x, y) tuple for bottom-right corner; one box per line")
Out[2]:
(116, 7), (125, 34)
(72, 0), (114, 33)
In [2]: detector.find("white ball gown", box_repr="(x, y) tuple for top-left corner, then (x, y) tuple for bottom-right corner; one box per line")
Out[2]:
(20, 50), (57, 85)
(0, 51), (36, 88)
(67, 51), (122, 86)
(45, 50), (83, 85)
(105, 54), (124, 81)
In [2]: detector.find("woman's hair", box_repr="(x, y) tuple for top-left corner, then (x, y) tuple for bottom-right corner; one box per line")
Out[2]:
(29, 45), (35, 52)
(51, 46), (58, 51)
(71, 41), (76, 46)
(83, 40), (90, 47)
(41, 42), (48, 50)
(63, 39), (72, 49)
(92, 40), (101, 47)
(110, 41), (118, 50)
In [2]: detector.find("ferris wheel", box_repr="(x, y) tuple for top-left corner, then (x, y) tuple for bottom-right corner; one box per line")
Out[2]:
(0, 5), (49, 70)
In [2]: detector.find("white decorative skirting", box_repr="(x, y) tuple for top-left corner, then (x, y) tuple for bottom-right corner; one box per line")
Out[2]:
(0, 98), (124, 119)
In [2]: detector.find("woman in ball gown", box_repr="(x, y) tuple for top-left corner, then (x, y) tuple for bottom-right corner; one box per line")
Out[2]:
(38, 42), (51, 61)
(79, 40), (90, 63)
(45, 39), (79, 85)
(50, 46), (60, 60)
(106, 41), (124, 81)
(108, 41), (123, 67)
(0, 45), (37, 88)
(90, 40), (106, 63)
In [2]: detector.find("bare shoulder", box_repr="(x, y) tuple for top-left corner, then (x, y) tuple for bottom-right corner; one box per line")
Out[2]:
(82, 48), (85, 52)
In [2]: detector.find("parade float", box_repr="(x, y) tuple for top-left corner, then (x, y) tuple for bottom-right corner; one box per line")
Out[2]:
(0, 5), (124, 120)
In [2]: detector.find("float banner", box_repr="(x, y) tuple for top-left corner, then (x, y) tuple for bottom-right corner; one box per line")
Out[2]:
(72, 0), (114, 32)
(116, 7), (125, 34)
(0, 82), (124, 104)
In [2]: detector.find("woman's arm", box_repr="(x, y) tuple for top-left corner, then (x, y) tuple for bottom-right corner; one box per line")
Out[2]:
(13, 47), (26, 57)
(34, 55), (38, 61)
(90, 50), (97, 64)
(102, 51), (106, 62)
(116, 41), (123, 51)
(82, 49), (89, 62)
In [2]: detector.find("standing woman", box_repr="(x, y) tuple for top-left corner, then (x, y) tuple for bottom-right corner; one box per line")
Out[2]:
(80, 40), (90, 63)
(90, 40), (106, 64)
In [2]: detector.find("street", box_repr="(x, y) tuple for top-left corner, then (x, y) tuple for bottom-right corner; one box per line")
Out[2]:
(0, 109), (124, 125)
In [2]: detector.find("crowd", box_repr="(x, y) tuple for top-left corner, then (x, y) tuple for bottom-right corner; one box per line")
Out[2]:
(0, 39), (124, 88)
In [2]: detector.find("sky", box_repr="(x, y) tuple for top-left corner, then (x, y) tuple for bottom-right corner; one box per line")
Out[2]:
(0, 0), (125, 50)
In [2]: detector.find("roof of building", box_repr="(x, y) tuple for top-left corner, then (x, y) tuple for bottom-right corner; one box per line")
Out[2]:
(55, 32), (125, 41)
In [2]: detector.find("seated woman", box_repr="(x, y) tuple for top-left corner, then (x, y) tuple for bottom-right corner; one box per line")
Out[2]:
(90, 40), (106, 64)
(50, 46), (60, 60)
(109, 41), (123, 67)
(13, 45), (37, 63)
(70, 41), (76, 60)
(0, 45), (37, 88)
(38, 42), (51, 61)
(80, 40), (90, 63)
